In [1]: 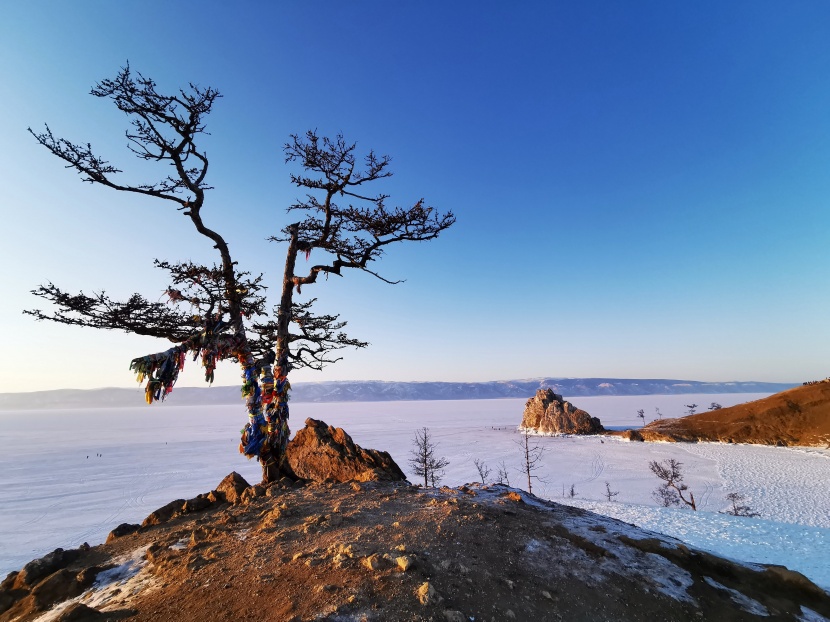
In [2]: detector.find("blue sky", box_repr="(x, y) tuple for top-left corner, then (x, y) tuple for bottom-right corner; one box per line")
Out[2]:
(1, 2), (829, 392)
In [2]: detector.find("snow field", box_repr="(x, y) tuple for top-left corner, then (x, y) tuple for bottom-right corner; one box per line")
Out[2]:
(1, 393), (828, 590)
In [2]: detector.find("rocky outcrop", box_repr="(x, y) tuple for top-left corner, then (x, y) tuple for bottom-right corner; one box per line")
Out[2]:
(520, 389), (604, 435)
(0, 544), (101, 619)
(286, 418), (407, 483)
(214, 471), (251, 504)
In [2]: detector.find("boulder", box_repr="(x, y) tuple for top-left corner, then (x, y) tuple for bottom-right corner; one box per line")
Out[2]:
(286, 418), (407, 483)
(141, 499), (186, 527)
(106, 523), (140, 543)
(54, 603), (109, 621)
(520, 389), (604, 435)
(182, 493), (213, 513)
(30, 568), (84, 610)
(215, 471), (251, 504)
(12, 547), (83, 589)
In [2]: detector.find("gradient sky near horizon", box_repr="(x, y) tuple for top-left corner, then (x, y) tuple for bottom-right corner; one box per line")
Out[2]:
(1, 2), (829, 393)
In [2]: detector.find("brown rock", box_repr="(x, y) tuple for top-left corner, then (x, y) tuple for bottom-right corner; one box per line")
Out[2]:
(31, 568), (84, 610)
(0, 571), (18, 591)
(0, 587), (26, 616)
(54, 602), (109, 621)
(520, 389), (604, 435)
(416, 581), (442, 605)
(501, 491), (524, 503)
(141, 498), (186, 527)
(106, 523), (140, 543)
(286, 418), (407, 483)
(13, 547), (83, 589)
(206, 490), (223, 504)
(215, 471), (251, 504)
(182, 494), (212, 513)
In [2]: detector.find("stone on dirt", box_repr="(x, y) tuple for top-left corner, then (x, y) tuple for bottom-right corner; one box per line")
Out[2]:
(54, 602), (110, 621)
(286, 418), (407, 482)
(106, 523), (140, 543)
(215, 471), (251, 504)
(141, 499), (186, 527)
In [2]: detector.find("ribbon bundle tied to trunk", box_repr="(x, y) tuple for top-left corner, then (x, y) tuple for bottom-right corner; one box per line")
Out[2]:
(239, 350), (291, 464)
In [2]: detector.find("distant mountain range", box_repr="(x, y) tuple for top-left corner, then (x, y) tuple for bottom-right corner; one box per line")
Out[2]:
(0, 378), (797, 410)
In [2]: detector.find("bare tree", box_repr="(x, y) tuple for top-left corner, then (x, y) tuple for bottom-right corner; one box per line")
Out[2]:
(604, 481), (619, 502)
(473, 458), (491, 485)
(655, 407), (663, 420)
(685, 403), (699, 416)
(652, 485), (680, 507)
(721, 492), (759, 517)
(26, 66), (454, 483)
(708, 402), (723, 411)
(409, 428), (449, 488)
(496, 461), (510, 487)
(637, 409), (645, 426)
(516, 430), (546, 495)
(569, 484), (577, 498)
(649, 459), (696, 510)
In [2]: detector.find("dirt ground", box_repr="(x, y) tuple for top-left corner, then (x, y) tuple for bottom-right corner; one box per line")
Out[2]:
(3, 477), (830, 622)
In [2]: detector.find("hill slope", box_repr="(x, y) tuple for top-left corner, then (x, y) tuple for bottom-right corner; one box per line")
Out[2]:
(2, 479), (829, 622)
(640, 382), (830, 446)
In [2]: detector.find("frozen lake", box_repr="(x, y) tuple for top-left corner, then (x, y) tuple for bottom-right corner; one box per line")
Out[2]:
(2, 392), (829, 589)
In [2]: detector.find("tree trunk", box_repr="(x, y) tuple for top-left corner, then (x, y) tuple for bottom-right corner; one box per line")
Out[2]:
(259, 224), (300, 484)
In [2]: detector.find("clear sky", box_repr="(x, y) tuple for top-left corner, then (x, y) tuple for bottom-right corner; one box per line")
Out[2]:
(1, 2), (829, 393)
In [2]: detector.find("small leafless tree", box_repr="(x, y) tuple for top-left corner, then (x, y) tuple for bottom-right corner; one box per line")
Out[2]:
(569, 484), (577, 498)
(516, 430), (546, 494)
(655, 407), (663, 420)
(709, 402), (723, 411)
(496, 461), (510, 486)
(473, 458), (491, 484)
(637, 409), (645, 426)
(685, 403), (699, 416)
(653, 485), (680, 507)
(722, 492), (759, 517)
(409, 427), (449, 488)
(604, 481), (619, 502)
(649, 459), (696, 510)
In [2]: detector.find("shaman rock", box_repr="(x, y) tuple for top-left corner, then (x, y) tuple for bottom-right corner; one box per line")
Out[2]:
(286, 418), (407, 483)
(520, 389), (604, 435)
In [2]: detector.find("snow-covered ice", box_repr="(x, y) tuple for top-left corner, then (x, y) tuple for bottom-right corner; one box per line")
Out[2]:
(1, 392), (828, 590)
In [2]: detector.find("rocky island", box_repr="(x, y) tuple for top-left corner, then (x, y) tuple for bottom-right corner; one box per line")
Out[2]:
(520, 388), (605, 435)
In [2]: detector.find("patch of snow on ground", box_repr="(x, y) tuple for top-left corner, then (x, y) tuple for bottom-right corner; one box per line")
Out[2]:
(800, 606), (830, 622)
(560, 497), (830, 590)
(32, 545), (155, 622)
(703, 577), (769, 616)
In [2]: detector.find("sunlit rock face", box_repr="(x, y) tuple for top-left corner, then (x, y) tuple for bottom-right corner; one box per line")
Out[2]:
(520, 389), (604, 435)
(286, 418), (407, 483)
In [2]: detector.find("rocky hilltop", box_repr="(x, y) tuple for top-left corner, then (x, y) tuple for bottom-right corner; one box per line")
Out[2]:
(520, 388), (605, 435)
(638, 382), (830, 446)
(2, 419), (829, 622)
